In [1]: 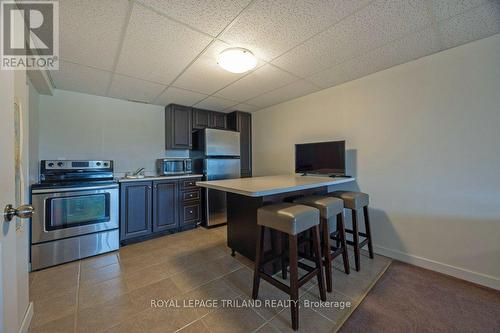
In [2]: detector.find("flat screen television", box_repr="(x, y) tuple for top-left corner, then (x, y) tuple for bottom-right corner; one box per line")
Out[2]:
(295, 140), (345, 175)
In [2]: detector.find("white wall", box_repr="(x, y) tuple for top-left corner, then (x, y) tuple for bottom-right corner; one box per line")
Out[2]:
(38, 89), (187, 176)
(252, 34), (500, 289)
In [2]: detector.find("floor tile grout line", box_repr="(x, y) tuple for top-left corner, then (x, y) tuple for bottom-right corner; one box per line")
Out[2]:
(73, 261), (81, 333)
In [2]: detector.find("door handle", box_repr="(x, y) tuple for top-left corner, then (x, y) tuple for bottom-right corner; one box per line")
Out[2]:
(3, 204), (34, 222)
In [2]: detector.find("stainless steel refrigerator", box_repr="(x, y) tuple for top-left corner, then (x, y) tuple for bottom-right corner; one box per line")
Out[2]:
(193, 128), (240, 226)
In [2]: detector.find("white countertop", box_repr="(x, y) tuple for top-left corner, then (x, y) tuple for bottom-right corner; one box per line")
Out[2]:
(118, 174), (203, 183)
(196, 175), (355, 197)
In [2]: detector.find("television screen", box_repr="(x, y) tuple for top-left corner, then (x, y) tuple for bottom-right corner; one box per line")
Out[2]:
(295, 141), (345, 175)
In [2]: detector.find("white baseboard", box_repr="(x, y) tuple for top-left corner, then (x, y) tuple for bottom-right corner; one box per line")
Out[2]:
(18, 302), (33, 333)
(373, 245), (500, 290)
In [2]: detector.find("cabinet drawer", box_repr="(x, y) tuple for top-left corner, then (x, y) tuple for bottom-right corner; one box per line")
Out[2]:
(182, 203), (200, 223)
(182, 179), (199, 189)
(183, 189), (200, 201)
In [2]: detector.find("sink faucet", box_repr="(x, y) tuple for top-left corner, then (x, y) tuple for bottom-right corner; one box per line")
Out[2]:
(132, 167), (145, 176)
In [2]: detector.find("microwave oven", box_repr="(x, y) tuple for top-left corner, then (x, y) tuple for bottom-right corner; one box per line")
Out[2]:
(156, 158), (192, 175)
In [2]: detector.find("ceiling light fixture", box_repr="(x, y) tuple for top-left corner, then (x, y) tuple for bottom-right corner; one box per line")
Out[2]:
(217, 47), (257, 74)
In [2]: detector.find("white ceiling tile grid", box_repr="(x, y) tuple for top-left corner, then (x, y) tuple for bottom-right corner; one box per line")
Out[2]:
(308, 27), (442, 88)
(272, 0), (432, 78)
(108, 74), (166, 103)
(225, 103), (261, 113)
(59, 0), (130, 71)
(246, 79), (321, 108)
(115, 3), (213, 85)
(137, 0), (252, 36)
(215, 64), (297, 101)
(426, 0), (491, 22)
(194, 96), (239, 112)
(51, 0), (500, 111)
(220, 0), (372, 61)
(155, 87), (208, 106)
(173, 41), (248, 94)
(50, 61), (112, 97)
(436, 1), (500, 49)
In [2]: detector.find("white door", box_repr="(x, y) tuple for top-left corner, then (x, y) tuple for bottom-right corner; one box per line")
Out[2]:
(0, 69), (34, 332)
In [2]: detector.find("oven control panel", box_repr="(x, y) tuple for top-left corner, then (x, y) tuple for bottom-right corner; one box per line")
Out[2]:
(43, 160), (113, 170)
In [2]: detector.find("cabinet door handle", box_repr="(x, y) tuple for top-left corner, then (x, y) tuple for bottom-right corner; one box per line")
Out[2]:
(189, 210), (193, 214)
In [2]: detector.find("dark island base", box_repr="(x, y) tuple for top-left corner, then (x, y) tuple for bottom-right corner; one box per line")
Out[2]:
(226, 187), (327, 273)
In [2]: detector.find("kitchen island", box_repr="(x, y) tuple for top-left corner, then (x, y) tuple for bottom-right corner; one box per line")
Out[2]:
(196, 175), (355, 264)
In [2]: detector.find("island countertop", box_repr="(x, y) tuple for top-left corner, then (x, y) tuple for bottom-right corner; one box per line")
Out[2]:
(196, 174), (355, 197)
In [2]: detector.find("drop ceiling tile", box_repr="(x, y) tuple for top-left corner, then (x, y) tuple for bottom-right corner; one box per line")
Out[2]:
(247, 80), (321, 108)
(155, 87), (208, 106)
(220, 0), (371, 61)
(108, 74), (166, 103)
(272, 0), (432, 77)
(215, 64), (297, 101)
(309, 27), (441, 88)
(226, 103), (261, 113)
(115, 3), (213, 85)
(194, 96), (239, 112)
(137, 0), (251, 36)
(437, 1), (500, 49)
(173, 41), (248, 94)
(427, 0), (490, 22)
(50, 61), (112, 96)
(59, 0), (130, 70)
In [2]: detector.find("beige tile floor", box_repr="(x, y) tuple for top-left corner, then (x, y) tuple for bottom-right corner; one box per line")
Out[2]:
(28, 226), (391, 333)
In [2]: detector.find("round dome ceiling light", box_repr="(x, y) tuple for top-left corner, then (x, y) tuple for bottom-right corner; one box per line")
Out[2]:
(217, 47), (257, 74)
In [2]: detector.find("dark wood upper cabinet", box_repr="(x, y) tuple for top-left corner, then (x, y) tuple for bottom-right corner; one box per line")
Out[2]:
(152, 180), (178, 232)
(209, 111), (227, 129)
(192, 108), (210, 130)
(227, 111), (252, 177)
(120, 181), (152, 241)
(165, 104), (192, 149)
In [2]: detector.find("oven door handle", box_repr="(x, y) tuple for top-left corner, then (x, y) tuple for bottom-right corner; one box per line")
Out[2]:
(32, 184), (119, 194)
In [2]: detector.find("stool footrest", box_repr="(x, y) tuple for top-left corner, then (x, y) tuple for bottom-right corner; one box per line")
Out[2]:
(259, 271), (290, 295)
(345, 229), (367, 238)
(346, 238), (369, 248)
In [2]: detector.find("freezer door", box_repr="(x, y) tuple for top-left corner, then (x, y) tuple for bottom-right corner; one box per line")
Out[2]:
(205, 128), (240, 157)
(205, 158), (240, 226)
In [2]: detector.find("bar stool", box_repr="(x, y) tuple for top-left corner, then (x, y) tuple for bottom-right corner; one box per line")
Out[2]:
(293, 195), (350, 292)
(328, 191), (373, 271)
(252, 203), (326, 331)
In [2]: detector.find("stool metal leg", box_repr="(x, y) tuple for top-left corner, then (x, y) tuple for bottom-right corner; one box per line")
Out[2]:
(363, 206), (374, 259)
(312, 225), (327, 301)
(352, 210), (361, 271)
(321, 217), (333, 292)
(252, 226), (264, 300)
(289, 234), (299, 330)
(337, 213), (350, 274)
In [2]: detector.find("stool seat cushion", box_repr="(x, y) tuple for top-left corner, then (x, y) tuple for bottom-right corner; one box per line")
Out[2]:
(329, 191), (369, 209)
(293, 195), (343, 219)
(257, 203), (319, 235)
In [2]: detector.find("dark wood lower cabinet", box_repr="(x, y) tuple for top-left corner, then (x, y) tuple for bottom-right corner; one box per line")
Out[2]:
(152, 180), (178, 232)
(120, 177), (202, 244)
(120, 181), (152, 241)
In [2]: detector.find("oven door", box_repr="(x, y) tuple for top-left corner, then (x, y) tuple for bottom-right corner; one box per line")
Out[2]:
(31, 184), (119, 244)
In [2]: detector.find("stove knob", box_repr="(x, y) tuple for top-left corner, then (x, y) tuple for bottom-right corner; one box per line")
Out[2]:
(103, 162), (108, 167)
(96, 162), (101, 166)
(48, 162), (54, 167)
(57, 162), (64, 167)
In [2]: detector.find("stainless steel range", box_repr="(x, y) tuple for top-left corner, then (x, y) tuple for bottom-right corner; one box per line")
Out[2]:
(30, 160), (119, 270)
